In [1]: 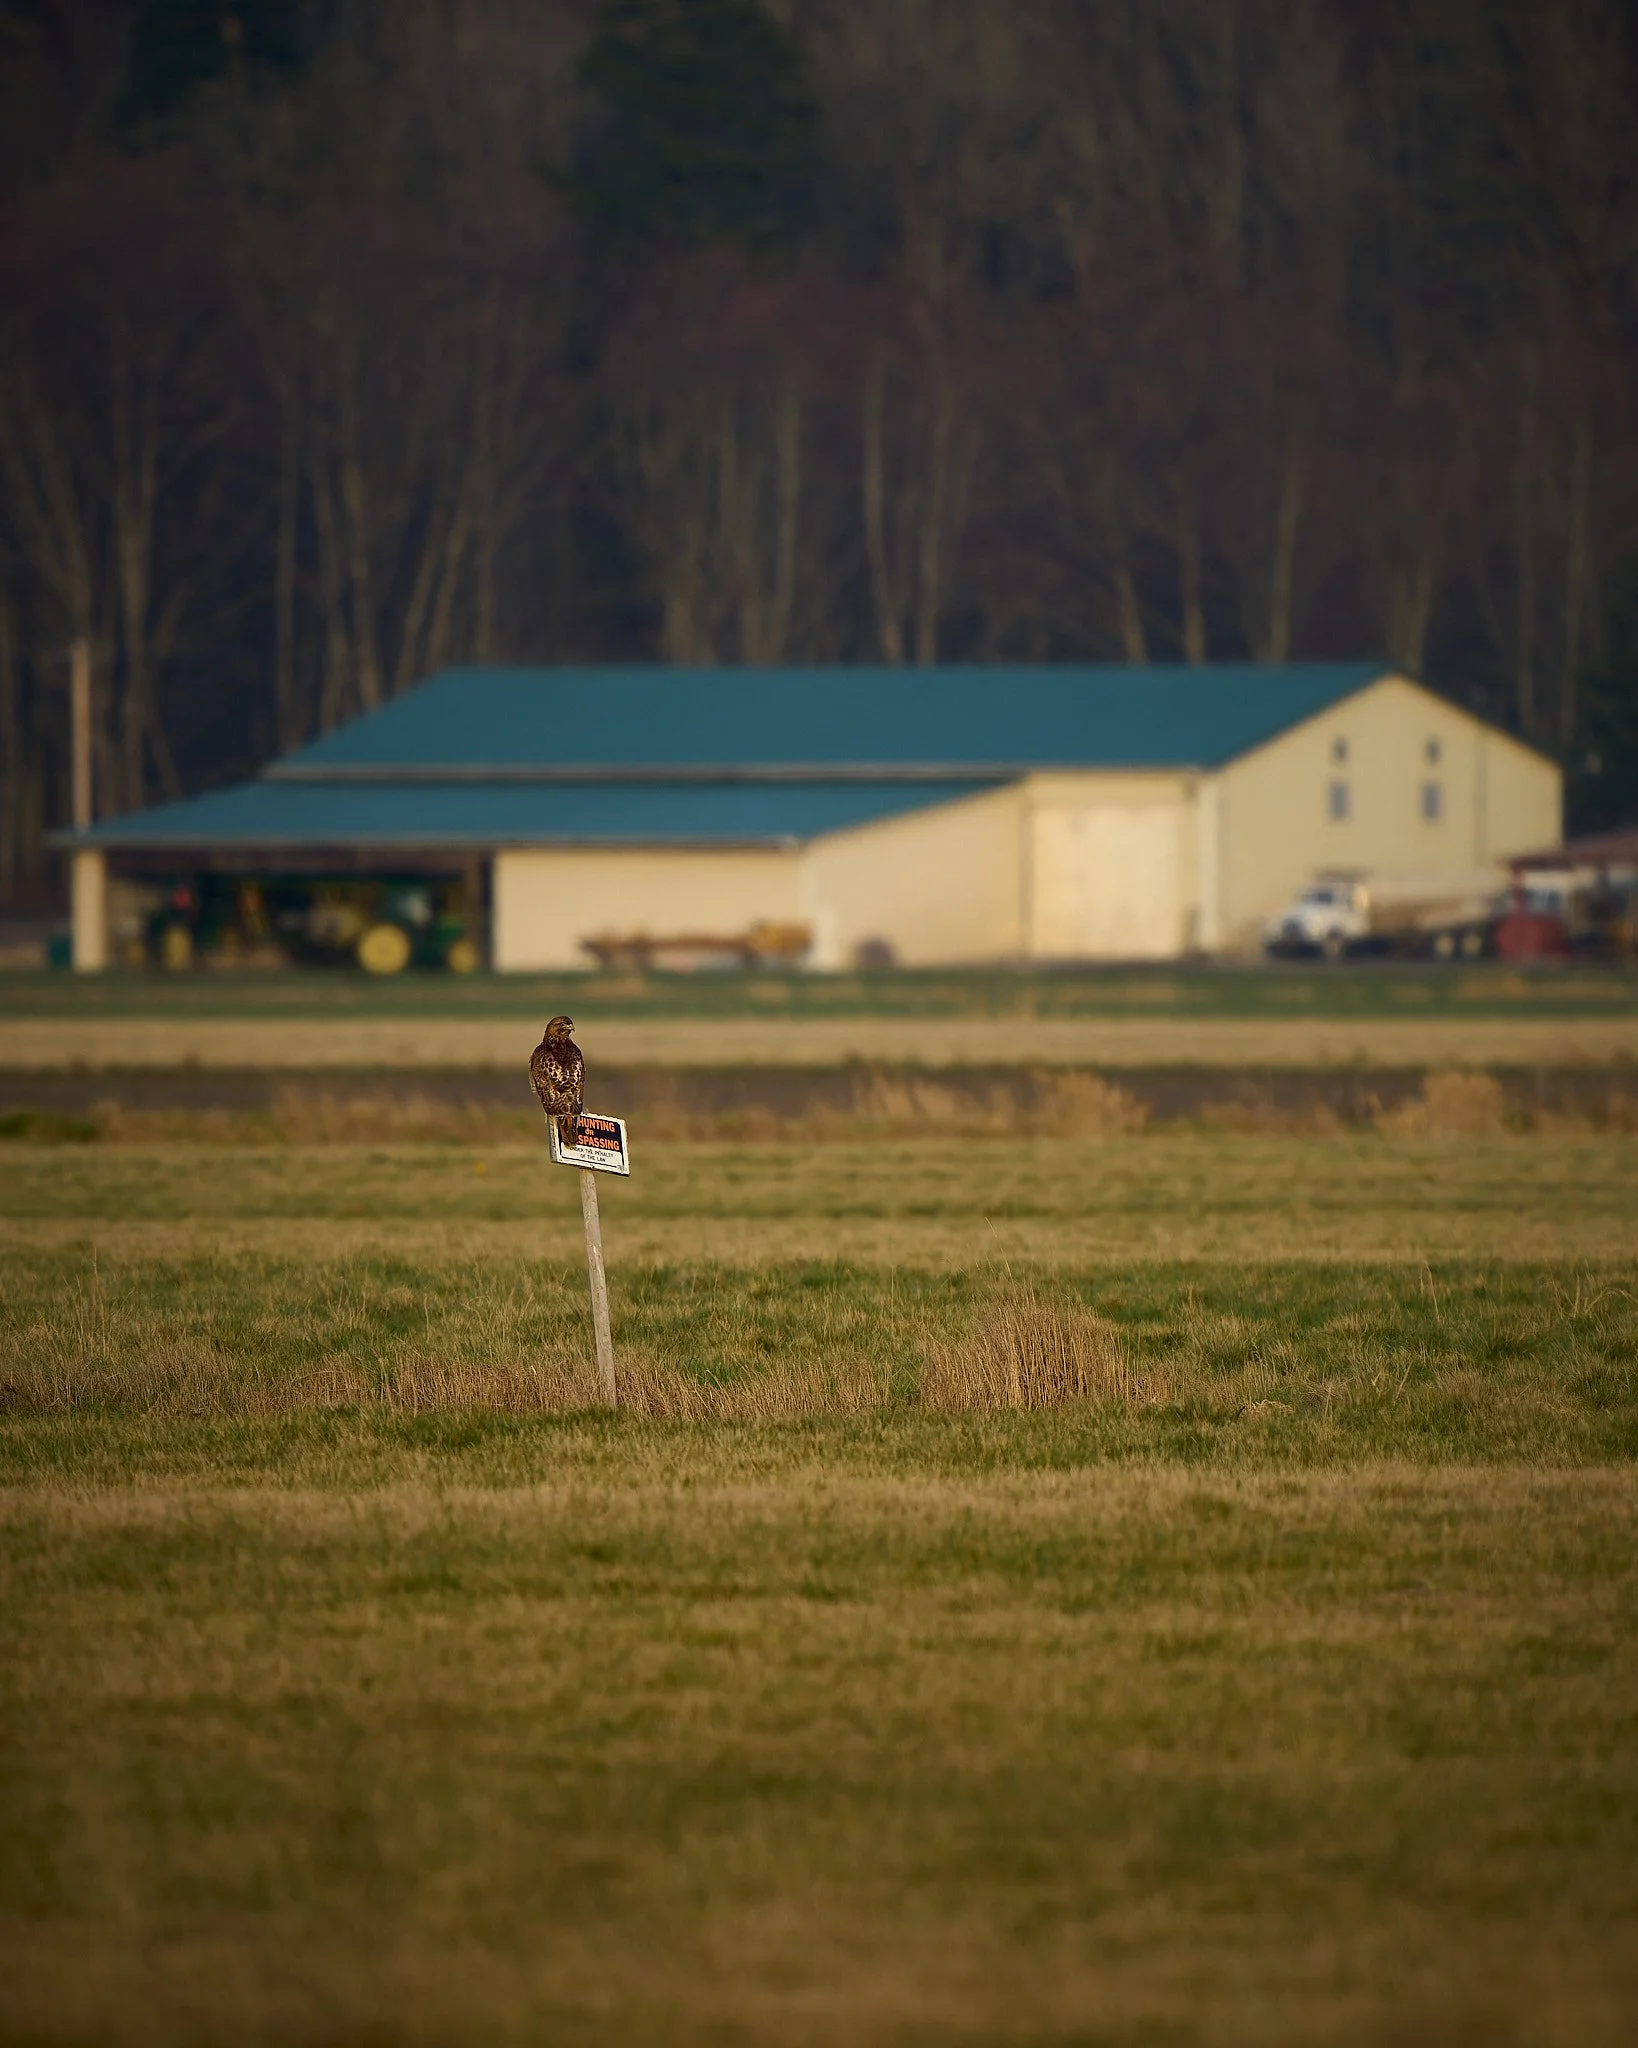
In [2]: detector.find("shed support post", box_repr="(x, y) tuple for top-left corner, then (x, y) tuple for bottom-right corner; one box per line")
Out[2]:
(72, 849), (107, 973)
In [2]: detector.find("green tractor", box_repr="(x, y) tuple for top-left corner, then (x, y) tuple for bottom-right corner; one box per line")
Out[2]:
(146, 875), (480, 974)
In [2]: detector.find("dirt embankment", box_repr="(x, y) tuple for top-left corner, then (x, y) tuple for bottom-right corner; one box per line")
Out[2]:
(4, 1063), (1636, 1140)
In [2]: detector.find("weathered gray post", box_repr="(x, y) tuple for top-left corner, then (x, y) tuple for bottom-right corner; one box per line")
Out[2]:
(578, 1166), (617, 1408)
(549, 1112), (629, 1407)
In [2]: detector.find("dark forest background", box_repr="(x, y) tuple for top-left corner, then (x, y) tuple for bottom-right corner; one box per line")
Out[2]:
(4, 0), (1638, 907)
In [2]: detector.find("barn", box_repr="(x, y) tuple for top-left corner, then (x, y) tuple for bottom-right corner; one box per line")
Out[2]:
(63, 663), (1562, 970)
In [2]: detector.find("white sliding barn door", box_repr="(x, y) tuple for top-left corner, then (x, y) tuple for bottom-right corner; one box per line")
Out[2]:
(1032, 804), (1185, 959)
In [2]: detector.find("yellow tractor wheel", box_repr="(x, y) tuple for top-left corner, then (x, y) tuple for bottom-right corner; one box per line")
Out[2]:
(445, 936), (479, 975)
(357, 922), (412, 975)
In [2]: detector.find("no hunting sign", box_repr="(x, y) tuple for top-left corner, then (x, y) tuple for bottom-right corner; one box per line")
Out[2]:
(548, 1112), (631, 1176)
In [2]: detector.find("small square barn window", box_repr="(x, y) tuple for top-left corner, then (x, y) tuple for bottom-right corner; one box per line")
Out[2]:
(1422, 780), (1444, 821)
(1332, 736), (1349, 763)
(1425, 737), (1442, 764)
(1328, 780), (1351, 821)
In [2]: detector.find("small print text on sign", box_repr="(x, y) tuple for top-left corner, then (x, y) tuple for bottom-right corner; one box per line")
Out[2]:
(548, 1114), (631, 1176)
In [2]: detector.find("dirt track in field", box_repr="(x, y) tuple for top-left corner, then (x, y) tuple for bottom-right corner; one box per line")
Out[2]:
(4, 1011), (1638, 1069)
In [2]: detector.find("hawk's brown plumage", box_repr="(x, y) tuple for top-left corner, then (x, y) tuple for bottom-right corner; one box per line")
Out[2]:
(530, 1014), (585, 1147)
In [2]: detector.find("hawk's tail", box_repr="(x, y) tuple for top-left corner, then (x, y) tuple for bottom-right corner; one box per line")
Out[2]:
(556, 1110), (578, 1148)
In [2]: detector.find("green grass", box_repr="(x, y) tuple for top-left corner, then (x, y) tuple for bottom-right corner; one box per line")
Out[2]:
(4, 1463), (1637, 2042)
(3, 1136), (1637, 2042)
(6, 958), (1638, 1020)
(4, 1247), (1638, 1480)
(4, 1131), (1635, 1264)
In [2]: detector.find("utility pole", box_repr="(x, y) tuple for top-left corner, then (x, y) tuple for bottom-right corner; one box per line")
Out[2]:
(69, 638), (107, 972)
(70, 638), (92, 831)
(578, 1167), (618, 1408)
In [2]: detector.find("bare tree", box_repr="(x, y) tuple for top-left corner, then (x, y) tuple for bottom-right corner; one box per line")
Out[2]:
(860, 343), (979, 666)
(0, 589), (40, 896)
(3, 0), (1638, 903)
(246, 226), (562, 732)
(607, 263), (841, 665)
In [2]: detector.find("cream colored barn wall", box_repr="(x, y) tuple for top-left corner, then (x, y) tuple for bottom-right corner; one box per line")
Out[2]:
(491, 847), (800, 971)
(1025, 773), (1196, 960)
(799, 784), (1025, 967)
(1481, 726), (1562, 858)
(1216, 675), (1562, 948)
(488, 680), (1562, 972)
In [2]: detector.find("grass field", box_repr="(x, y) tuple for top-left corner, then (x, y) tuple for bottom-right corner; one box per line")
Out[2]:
(10, 963), (1638, 1019)
(5, 962), (1638, 1070)
(3, 1133), (1637, 2043)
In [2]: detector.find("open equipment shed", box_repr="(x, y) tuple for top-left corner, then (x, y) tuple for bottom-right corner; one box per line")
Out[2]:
(59, 663), (1562, 970)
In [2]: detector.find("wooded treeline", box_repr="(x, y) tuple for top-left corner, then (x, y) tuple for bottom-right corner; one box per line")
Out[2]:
(3, 0), (1638, 903)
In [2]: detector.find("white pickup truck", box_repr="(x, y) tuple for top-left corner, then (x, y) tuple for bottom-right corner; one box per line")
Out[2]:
(1263, 868), (1508, 961)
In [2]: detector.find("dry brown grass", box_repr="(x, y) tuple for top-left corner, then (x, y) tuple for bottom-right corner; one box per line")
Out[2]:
(72, 1068), (1149, 1145)
(842, 1066), (1148, 1139)
(93, 1086), (537, 1146)
(632, 1064), (1149, 1140)
(11, 1335), (607, 1422)
(47, 1069), (1638, 1146)
(5, 1340), (886, 1425)
(613, 1353), (893, 1419)
(922, 1291), (1147, 1410)
(1377, 1069), (1512, 1137)
(1, 1261), (905, 1423)
(324, 1351), (897, 1422)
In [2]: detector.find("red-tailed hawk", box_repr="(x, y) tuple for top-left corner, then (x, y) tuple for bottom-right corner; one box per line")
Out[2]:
(529, 1014), (584, 1146)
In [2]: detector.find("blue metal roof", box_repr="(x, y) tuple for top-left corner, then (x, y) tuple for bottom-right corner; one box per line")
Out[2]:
(66, 662), (1407, 852)
(71, 775), (986, 851)
(272, 662), (1389, 778)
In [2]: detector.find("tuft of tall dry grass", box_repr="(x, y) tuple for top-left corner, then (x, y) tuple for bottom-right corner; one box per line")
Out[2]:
(1377, 1069), (1510, 1137)
(921, 1291), (1147, 1411)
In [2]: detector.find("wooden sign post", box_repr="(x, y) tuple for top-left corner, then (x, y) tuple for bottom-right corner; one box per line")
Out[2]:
(548, 1114), (630, 1408)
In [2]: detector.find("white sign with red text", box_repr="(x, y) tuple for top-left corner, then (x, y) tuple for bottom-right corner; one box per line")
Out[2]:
(547, 1112), (631, 1176)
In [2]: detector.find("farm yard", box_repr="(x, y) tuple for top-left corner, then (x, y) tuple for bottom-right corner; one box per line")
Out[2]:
(3, 969), (1638, 2044)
